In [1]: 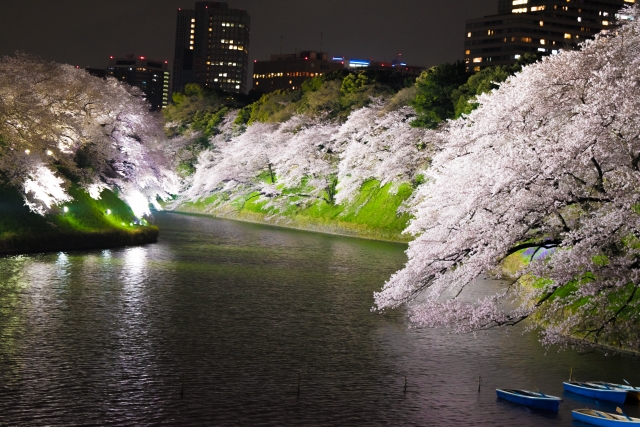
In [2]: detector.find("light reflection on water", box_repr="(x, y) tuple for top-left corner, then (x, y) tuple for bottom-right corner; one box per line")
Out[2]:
(0, 212), (638, 426)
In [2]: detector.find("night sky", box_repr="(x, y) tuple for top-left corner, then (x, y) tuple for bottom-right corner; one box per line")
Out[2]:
(0, 0), (496, 72)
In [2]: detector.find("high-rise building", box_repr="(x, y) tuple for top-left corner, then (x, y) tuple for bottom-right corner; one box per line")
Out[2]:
(252, 51), (344, 93)
(464, 0), (636, 71)
(106, 55), (170, 111)
(173, 2), (250, 94)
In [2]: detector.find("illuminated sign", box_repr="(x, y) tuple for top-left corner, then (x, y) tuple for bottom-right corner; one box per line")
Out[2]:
(349, 59), (370, 68)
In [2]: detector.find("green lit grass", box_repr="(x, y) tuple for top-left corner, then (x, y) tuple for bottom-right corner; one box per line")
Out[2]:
(177, 180), (413, 242)
(0, 184), (158, 254)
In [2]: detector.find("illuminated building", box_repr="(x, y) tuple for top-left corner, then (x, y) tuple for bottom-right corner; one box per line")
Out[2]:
(106, 55), (170, 111)
(252, 51), (343, 93)
(348, 59), (424, 76)
(464, 0), (636, 71)
(173, 1), (250, 94)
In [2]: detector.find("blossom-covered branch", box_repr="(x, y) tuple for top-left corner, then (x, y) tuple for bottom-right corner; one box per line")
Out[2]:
(0, 53), (178, 216)
(375, 6), (640, 350)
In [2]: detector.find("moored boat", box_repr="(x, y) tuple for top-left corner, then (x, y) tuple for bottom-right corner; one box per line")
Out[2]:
(496, 388), (562, 411)
(588, 382), (640, 402)
(572, 408), (640, 426)
(563, 381), (628, 404)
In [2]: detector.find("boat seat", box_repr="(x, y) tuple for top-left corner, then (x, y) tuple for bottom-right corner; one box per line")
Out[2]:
(594, 411), (616, 420)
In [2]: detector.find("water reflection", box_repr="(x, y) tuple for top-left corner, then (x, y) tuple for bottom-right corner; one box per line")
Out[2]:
(0, 212), (638, 426)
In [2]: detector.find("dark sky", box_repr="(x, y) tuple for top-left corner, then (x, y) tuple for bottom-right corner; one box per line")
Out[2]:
(0, 0), (497, 70)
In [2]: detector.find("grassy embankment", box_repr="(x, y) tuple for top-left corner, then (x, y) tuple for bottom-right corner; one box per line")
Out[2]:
(0, 184), (158, 255)
(176, 180), (414, 243)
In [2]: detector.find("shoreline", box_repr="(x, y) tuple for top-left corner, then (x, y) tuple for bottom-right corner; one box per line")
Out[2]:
(168, 206), (411, 244)
(0, 226), (159, 256)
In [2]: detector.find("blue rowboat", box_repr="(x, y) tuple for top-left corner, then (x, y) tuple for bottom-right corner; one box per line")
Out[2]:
(572, 408), (640, 426)
(496, 388), (562, 411)
(563, 381), (628, 404)
(588, 382), (640, 401)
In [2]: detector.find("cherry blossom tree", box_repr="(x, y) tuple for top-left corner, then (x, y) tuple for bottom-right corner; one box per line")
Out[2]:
(0, 53), (178, 217)
(334, 102), (434, 204)
(182, 101), (435, 214)
(183, 113), (341, 211)
(375, 7), (640, 350)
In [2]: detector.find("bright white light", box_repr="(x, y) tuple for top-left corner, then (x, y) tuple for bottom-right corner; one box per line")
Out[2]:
(106, 209), (111, 214)
(46, 150), (53, 156)
(23, 165), (72, 215)
(124, 190), (150, 218)
(86, 182), (107, 200)
(63, 206), (69, 212)
(25, 149), (30, 155)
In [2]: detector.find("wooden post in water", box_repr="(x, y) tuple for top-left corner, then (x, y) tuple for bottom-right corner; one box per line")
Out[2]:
(404, 376), (407, 394)
(478, 376), (482, 392)
(180, 373), (184, 398)
(569, 367), (573, 381)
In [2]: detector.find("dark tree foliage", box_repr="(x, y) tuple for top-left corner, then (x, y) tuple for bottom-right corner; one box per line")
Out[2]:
(410, 60), (470, 128)
(411, 54), (544, 128)
(452, 53), (543, 118)
(164, 83), (248, 137)
(234, 70), (417, 125)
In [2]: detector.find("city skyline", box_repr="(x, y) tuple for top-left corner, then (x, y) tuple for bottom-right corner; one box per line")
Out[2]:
(0, 0), (496, 72)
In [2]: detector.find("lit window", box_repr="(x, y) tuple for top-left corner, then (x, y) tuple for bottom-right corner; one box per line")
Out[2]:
(540, 20), (544, 26)
(191, 19), (195, 22)
(514, 54), (521, 59)
(512, 0), (528, 4)
(235, 85), (240, 89)
(512, 7), (527, 13)
(467, 32), (472, 37)
(191, 24), (195, 28)
(564, 33), (572, 38)
(472, 57), (482, 63)
(531, 6), (545, 11)
(540, 39), (546, 44)
(602, 20), (609, 25)
(487, 30), (494, 35)
(465, 49), (470, 55)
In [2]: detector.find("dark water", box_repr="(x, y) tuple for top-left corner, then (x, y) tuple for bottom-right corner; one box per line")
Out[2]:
(0, 212), (639, 426)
